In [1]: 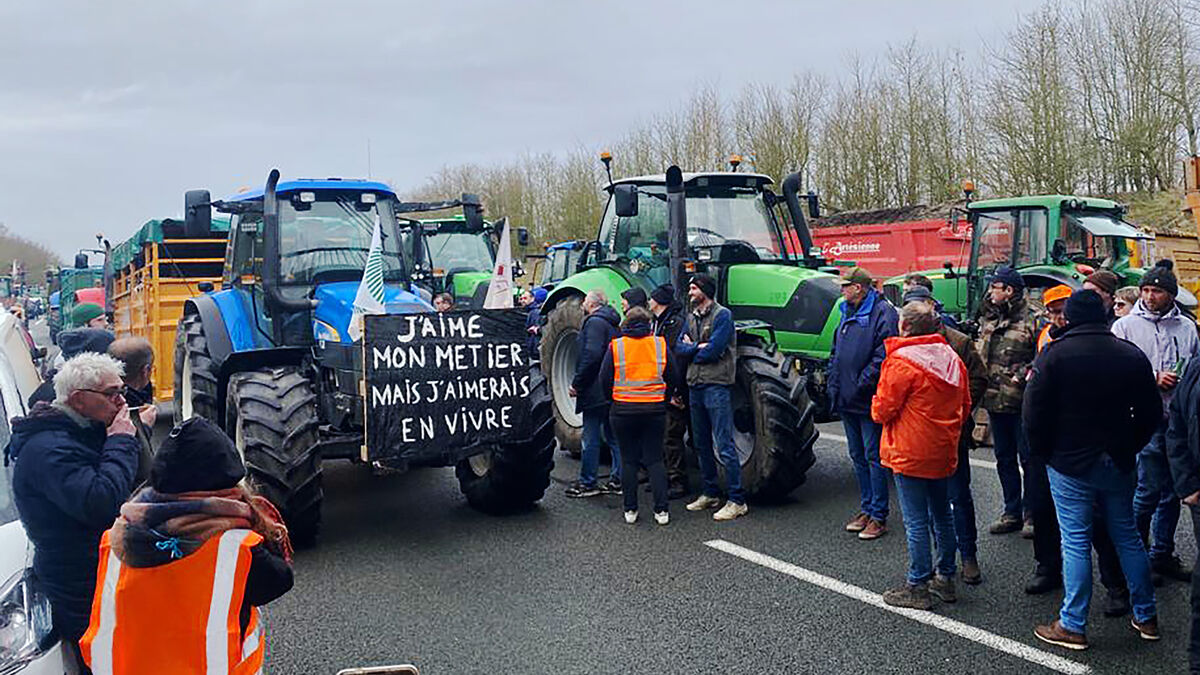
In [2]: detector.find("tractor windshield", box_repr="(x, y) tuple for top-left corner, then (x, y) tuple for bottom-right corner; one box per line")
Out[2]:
(969, 207), (1049, 271)
(1058, 209), (1140, 267)
(425, 231), (494, 273)
(277, 196), (404, 285)
(597, 184), (785, 285)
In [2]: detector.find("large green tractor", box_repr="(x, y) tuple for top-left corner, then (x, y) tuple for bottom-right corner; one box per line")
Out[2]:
(403, 215), (528, 308)
(882, 194), (1196, 319)
(538, 163), (841, 500)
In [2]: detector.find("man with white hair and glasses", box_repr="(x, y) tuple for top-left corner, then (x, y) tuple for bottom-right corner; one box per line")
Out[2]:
(5, 352), (139, 667)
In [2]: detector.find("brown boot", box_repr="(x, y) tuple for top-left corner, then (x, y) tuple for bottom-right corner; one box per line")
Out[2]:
(1034, 620), (1088, 651)
(1131, 616), (1161, 641)
(961, 559), (982, 585)
(882, 583), (934, 610)
(858, 519), (888, 540)
(844, 512), (869, 533)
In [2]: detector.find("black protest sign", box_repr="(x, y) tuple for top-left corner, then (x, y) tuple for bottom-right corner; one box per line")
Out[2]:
(363, 309), (532, 462)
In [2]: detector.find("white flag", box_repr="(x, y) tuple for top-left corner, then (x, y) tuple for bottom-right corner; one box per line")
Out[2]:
(483, 218), (515, 309)
(347, 213), (387, 342)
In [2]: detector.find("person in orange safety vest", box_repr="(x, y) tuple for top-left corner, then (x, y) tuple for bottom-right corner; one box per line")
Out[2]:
(1037, 285), (1072, 352)
(80, 417), (294, 675)
(600, 305), (681, 526)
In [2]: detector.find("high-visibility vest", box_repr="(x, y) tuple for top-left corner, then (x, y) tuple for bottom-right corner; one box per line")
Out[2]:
(80, 529), (266, 675)
(611, 335), (667, 403)
(1037, 324), (1052, 352)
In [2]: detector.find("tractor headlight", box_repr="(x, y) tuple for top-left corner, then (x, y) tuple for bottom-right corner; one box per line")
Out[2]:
(312, 320), (341, 343)
(0, 569), (55, 671)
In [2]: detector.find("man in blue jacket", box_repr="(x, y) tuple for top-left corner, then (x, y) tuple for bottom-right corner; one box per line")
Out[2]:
(6, 352), (139, 655)
(829, 268), (899, 540)
(565, 289), (623, 497)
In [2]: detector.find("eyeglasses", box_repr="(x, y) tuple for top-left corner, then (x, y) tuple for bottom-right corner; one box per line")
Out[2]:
(81, 388), (124, 401)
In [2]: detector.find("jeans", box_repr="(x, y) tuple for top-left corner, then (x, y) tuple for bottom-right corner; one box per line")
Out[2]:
(988, 411), (1031, 519)
(841, 412), (890, 522)
(662, 404), (689, 485)
(895, 473), (957, 585)
(612, 412), (668, 513)
(1135, 424), (1180, 560)
(690, 385), (744, 504)
(1188, 504), (1200, 674)
(1047, 457), (1156, 635)
(946, 434), (978, 561)
(580, 407), (621, 488)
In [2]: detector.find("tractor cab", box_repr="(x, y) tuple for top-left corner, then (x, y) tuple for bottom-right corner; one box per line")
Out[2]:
(535, 240), (586, 289)
(402, 216), (527, 307)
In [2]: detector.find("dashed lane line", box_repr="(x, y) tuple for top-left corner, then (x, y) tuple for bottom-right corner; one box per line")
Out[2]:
(821, 432), (999, 470)
(704, 539), (1092, 675)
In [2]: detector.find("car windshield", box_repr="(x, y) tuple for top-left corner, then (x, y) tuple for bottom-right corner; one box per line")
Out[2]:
(425, 231), (494, 272)
(278, 196), (404, 285)
(597, 184), (784, 285)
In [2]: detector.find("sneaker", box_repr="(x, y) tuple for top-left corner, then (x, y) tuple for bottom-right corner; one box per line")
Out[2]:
(845, 512), (870, 533)
(686, 495), (722, 511)
(961, 559), (982, 586)
(882, 583), (934, 610)
(1152, 555), (1193, 583)
(989, 514), (1022, 535)
(1034, 620), (1088, 651)
(858, 519), (887, 540)
(564, 481), (602, 498)
(654, 511), (669, 526)
(929, 575), (957, 603)
(1020, 519), (1035, 539)
(713, 501), (748, 521)
(623, 510), (638, 524)
(1131, 616), (1161, 641)
(1024, 573), (1062, 595)
(1103, 588), (1131, 618)
(602, 480), (623, 495)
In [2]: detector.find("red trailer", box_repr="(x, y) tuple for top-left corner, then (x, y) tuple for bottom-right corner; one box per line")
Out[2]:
(809, 204), (972, 279)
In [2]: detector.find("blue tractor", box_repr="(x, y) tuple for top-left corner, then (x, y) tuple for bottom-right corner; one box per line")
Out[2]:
(172, 170), (555, 544)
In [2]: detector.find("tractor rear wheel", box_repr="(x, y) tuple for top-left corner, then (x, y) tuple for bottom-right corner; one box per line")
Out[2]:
(455, 363), (555, 513)
(729, 337), (819, 502)
(538, 295), (585, 457)
(226, 366), (323, 546)
(173, 313), (219, 424)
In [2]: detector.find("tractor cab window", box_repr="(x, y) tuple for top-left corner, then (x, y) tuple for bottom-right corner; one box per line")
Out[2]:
(424, 230), (494, 273)
(278, 195), (403, 285)
(229, 213), (264, 283)
(971, 207), (1048, 269)
(1058, 210), (1131, 267)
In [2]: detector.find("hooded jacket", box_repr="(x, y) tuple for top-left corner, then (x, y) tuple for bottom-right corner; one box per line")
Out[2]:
(6, 403), (139, 641)
(572, 303), (622, 412)
(871, 333), (971, 479)
(978, 295), (1038, 413)
(1112, 299), (1199, 416)
(827, 289), (899, 416)
(600, 319), (682, 416)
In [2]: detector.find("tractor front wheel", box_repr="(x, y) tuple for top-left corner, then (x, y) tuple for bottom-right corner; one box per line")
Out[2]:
(538, 295), (585, 457)
(173, 313), (219, 424)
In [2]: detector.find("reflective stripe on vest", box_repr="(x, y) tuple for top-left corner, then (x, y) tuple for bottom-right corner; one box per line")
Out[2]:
(81, 528), (266, 675)
(611, 335), (667, 403)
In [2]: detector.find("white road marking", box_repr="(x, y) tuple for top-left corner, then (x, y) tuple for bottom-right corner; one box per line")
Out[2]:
(705, 539), (1092, 675)
(821, 431), (998, 470)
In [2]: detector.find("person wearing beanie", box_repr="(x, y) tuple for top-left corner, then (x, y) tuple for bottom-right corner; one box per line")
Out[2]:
(620, 287), (648, 313)
(70, 302), (107, 329)
(828, 267), (899, 540)
(676, 274), (746, 520)
(1024, 290), (1163, 650)
(1084, 270), (1120, 319)
(649, 283), (690, 498)
(977, 266), (1039, 546)
(1112, 258), (1199, 584)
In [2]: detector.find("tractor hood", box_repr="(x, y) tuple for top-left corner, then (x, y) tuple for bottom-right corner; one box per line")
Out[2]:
(313, 281), (433, 344)
(723, 264), (841, 356)
(448, 271), (491, 300)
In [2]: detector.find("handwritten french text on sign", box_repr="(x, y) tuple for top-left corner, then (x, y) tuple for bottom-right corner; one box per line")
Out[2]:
(363, 309), (531, 461)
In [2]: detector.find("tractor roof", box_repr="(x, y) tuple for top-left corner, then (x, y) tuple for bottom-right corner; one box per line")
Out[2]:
(607, 172), (773, 191)
(546, 240), (586, 251)
(967, 194), (1122, 212)
(226, 178), (396, 202)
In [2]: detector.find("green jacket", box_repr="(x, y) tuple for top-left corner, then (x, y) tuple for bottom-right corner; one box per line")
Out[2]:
(978, 296), (1038, 413)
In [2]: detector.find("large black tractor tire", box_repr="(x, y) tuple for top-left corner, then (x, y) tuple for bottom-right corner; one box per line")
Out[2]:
(729, 338), (820, 502)
(538, 294), (585, 457)
(455, 363), (556, 513)
(173, 313), (220, 424)
(226, 366), (323, 547)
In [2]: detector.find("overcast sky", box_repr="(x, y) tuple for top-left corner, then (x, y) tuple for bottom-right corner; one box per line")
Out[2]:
(1, 0), (1046, 260)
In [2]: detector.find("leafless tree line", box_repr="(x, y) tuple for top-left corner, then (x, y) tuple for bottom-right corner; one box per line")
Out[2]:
(412, 0), (1200, 244)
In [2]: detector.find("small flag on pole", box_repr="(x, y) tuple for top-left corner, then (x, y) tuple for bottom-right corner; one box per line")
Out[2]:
(483, 218), (515, 309)
(348, 213), (387, 342)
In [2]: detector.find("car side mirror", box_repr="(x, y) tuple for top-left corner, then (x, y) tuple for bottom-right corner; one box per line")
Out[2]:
(614, 184), (638, 218)
(516, 227), (529, 247)
(184, 189), (212, 238)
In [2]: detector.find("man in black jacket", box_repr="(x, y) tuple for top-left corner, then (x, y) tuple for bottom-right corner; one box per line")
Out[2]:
(1166, 350), (1200, 671)
(1024, 290), (1162, 651)
(650, 284), (689, 498)
(565, 289), (623, 497)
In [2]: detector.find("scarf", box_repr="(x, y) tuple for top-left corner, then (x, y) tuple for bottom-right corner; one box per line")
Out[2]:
(111, 486), (293, 568)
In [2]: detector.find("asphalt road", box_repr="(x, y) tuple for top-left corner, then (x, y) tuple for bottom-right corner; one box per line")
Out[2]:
(264, 424), (1197, 675)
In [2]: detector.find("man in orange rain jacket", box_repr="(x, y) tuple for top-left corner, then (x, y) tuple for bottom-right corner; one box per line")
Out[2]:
(872, 301), (971, 611)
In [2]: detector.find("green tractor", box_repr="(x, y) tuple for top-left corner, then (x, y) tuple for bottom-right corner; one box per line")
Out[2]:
(538, 163), (841, 500)
(882, 193), (1195, 318)
(403, 215), (528, 308)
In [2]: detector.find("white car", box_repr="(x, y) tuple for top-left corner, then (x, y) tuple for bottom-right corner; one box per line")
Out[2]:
(0, 312), (65, 674)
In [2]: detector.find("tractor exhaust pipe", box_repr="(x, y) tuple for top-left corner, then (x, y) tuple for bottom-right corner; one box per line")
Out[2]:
(782, 172), (818, 267)
(665, 166), (689, 307)
(262, 169), (318, 324)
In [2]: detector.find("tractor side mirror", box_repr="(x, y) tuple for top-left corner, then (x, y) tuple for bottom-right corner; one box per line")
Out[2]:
(614, 184), (639, 218)
(516, 227), (529, 247)
(184, 190), (213, 238)
(461, 193), (485, 231)
(74, 253), (89, 269)
(807, 191), (821, 219)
